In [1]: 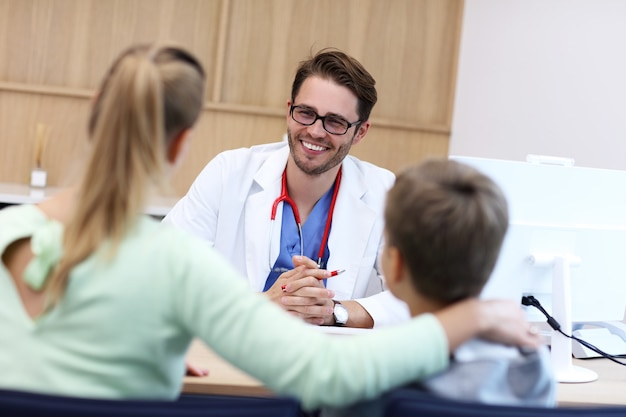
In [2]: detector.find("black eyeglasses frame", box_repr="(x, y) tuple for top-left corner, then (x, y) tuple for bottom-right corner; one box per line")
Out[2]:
(289, 105), (361, 135)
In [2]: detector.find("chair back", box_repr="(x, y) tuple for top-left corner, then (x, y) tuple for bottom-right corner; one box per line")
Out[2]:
(385, 389), (626, 417)
(0, 389), (300, 417)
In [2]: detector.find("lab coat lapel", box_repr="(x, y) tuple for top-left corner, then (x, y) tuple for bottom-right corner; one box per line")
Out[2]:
(326, 159), (377, 300)
(244, 148), (288, 291)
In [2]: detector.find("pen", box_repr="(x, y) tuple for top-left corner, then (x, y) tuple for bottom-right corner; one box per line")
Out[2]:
(281, 269), (345, 292)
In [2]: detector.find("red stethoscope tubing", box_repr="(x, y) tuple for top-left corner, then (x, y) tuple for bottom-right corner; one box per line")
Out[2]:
(270, 167), (342, 268)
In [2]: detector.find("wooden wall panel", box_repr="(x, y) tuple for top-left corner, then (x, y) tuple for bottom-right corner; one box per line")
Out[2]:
(351, 128), (450, 175)
(363, 1), (463, 127)
(0, 0), (222, 91)
(0, 0), (463, 197)
(222, 0), (463, 127)
(169, 111), (288, 194)
(0, 91), (89, 185)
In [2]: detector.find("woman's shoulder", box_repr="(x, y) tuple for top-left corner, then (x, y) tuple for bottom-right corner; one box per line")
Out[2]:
(0, 205), (61, 280)
(0, 204), (49, 243)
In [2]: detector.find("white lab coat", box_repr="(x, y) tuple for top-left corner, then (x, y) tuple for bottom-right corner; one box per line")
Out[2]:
(163, 142), (410, 327)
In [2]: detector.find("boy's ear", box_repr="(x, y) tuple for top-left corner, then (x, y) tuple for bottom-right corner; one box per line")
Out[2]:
(167, 128), (192, 164)
(385, 246), (406, 286)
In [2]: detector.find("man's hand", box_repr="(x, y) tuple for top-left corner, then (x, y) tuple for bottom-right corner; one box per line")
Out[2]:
(265, 256), (336, 325)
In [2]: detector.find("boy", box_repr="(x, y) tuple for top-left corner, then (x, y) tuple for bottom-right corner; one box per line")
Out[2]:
(324, 159), (555, 416)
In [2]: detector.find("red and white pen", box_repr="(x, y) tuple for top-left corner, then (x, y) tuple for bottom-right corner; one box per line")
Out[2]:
(281, 269), (345, 292)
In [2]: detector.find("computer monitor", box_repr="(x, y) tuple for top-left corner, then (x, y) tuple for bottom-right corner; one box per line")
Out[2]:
(451, 155), (626, 383)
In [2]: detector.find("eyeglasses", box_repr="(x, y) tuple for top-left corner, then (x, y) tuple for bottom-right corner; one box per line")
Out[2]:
(290, 105), (360, 135)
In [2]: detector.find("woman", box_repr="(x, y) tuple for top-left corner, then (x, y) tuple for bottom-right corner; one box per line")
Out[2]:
(0, 44), (539, 411)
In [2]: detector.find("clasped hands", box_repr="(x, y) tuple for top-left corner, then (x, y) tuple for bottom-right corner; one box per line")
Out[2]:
(265, 255), (336, 326)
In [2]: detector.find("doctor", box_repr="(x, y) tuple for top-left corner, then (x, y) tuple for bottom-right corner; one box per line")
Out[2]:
(163, 48), (409, 328)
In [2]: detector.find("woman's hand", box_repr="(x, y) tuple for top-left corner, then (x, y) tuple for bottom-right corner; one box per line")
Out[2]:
(476, 299), (542, 347)
(435, 298), (541, 352)
(185, 361), (209, 377)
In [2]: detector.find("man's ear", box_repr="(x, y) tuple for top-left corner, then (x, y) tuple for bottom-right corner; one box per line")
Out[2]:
(351, 121), (370, 146)
(286, 100), (292, 122)
(167, 128), (192, 164)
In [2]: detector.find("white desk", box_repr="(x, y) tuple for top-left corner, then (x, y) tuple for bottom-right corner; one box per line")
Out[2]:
(0, 182), (178, 217)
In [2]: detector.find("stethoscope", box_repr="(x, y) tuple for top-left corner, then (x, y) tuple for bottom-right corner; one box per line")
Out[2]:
(268, 166), (342, 270)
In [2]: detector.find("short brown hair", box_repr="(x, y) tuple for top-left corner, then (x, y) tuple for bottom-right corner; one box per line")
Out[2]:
(384, 159), (509, 304)
(291, 48), (377, 122)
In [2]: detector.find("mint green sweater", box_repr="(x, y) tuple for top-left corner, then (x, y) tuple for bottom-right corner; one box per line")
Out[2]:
(0, 204), (448, 410)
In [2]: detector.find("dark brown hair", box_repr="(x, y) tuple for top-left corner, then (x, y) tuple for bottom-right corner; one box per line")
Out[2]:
(291, 48), (377, 122)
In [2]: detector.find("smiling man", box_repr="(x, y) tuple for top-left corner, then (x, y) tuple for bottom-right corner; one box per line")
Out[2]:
(163, 49), (409, 329)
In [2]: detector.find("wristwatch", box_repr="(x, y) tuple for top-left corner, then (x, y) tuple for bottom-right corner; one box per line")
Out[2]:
(332, 300), (349, 326)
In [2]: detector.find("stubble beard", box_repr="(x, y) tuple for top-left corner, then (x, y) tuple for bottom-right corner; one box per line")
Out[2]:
(287, 128), (354, 177)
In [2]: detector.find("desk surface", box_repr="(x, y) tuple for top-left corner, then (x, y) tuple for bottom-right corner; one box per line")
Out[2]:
(183, 340), (270, 397)
(0, 182), (179, 217)
(183, 339), (626, 407)
(557, 358), (626, 407)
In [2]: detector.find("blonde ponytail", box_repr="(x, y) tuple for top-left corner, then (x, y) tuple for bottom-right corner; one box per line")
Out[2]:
(45, 44), (205, 308)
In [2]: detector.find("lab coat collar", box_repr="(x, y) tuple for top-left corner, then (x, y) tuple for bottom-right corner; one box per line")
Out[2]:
(325, 157), (378, 299)
(244, 145), (289, 291)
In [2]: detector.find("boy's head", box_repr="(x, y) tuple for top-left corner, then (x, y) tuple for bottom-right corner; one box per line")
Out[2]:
(383, 159), (509, 306)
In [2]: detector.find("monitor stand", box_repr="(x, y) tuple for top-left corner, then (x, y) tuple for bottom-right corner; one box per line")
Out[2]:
(528, 253), (598, 383)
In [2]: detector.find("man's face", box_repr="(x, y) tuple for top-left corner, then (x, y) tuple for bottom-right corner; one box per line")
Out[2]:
(286, 76), (368, 176)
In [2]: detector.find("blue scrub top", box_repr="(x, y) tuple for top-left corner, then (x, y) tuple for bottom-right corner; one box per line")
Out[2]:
(263, 183), (335, 291)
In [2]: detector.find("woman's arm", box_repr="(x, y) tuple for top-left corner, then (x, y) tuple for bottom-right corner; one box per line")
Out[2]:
(177, 239), (538, 411)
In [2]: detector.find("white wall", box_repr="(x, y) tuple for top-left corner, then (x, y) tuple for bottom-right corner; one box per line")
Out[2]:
(449, 0), (626, 171)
